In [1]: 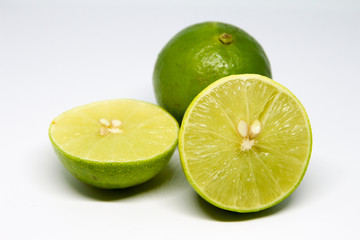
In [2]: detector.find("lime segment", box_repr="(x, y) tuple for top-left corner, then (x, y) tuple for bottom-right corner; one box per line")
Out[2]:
(179, 74), (312, 212)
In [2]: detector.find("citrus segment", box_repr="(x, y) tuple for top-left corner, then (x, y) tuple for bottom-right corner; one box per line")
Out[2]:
(179, 74), (312, 212)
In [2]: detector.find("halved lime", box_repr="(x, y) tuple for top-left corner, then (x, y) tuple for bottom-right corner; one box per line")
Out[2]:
(49, 99), (179, 189)
(179, 74), (312, 212)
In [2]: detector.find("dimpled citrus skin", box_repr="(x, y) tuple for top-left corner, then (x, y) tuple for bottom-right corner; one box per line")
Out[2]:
(153, 22), (272, 123)
(51, 139), (176, 189)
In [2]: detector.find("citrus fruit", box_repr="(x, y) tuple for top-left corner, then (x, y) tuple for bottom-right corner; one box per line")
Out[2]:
(49, 99), (179, 189)
(153, 21), (272, 123)
(179, 74), (312, 212)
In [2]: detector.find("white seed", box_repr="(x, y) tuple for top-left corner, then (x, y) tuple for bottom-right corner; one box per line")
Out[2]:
(99, 118), (110, 127)
(111, 119), (122, 128)
(237, 120), (248, 138)
(249, 119), (262, 139)
(99, 127), (110, 136)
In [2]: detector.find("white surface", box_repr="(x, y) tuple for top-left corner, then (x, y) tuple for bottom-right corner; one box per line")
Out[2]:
(1, 1), (359, 239)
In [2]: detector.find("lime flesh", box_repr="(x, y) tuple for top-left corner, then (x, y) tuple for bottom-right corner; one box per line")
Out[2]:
(49, 99), (179, 189)
(179, 74), (312, 212)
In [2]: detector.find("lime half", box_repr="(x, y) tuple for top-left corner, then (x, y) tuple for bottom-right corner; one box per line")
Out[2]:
(179, 74), (312, 212)
(49, 99), (178, 189)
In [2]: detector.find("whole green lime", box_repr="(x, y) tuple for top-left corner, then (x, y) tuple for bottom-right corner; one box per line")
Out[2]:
(153, 21), (272, 123)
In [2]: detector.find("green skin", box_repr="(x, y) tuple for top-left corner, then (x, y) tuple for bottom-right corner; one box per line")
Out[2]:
(50, 136), (177, 189)
(153, 22), (272, 123)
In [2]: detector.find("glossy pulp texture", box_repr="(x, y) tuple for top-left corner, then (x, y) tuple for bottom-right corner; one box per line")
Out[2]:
(49, 99), (179, 189)
(153, 22), (272, 123)
(179, 75), (312, 212)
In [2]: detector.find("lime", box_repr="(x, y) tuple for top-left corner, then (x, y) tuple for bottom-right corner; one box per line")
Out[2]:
(153, 21), (272, 123)
(179, 74), (312, 212)
(49, 99), (179, 189)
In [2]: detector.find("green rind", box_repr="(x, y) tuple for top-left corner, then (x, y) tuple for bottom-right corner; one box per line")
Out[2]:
(153, 21), (272, 123)
(179, 74), (312, 213)
(50, 137), (177, 189)
(49, 99), (179, 189)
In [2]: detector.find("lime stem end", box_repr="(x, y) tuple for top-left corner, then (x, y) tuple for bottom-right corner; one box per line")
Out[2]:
(219, 33), (233, 45)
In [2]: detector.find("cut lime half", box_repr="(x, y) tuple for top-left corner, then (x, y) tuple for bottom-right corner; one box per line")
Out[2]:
(179, 74), (312, 212)
(49, 99), (179, 189)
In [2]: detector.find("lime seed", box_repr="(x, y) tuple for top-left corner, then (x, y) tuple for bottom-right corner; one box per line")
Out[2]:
(249, 120), (262, 139)
(237, 120), (248, 138)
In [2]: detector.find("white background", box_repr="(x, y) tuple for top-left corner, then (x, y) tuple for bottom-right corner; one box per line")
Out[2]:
(1, 0), (359, 239)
